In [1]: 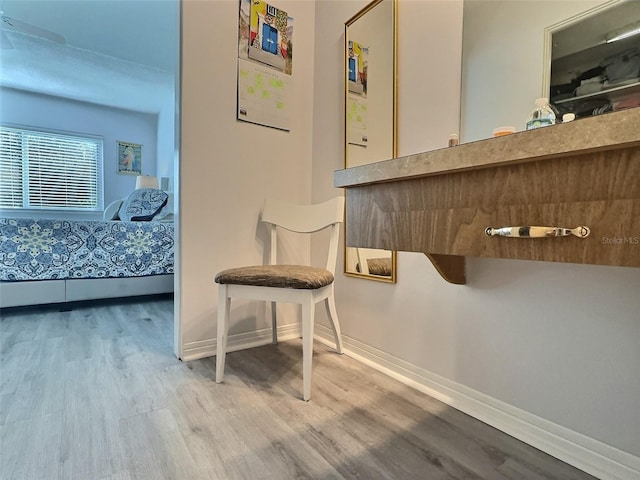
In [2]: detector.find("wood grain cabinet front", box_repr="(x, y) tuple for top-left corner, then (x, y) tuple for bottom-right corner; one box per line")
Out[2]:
(336, 109), (640, 284)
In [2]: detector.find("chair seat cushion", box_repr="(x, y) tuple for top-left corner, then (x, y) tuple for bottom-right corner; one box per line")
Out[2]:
(367, 257), (392, 276)
(215, 265), (334, 289)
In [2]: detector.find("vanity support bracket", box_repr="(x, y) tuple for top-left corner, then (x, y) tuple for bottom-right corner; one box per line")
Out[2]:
(425, 254), (466, 285)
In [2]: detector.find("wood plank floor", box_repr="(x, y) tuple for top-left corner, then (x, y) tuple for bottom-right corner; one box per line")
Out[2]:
(0, 297), (598, 480)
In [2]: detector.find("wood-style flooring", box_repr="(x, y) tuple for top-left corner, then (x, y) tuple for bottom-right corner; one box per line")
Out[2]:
(0, 296), (597, 480)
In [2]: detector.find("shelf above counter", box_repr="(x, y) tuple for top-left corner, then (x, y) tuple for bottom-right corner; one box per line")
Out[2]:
(334, 108), (640, 284)
(554, 81), (640, 107)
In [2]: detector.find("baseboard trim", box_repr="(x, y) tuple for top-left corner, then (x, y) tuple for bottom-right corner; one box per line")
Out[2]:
(180, 322), (301, 362)
(314, 324), (640, 480)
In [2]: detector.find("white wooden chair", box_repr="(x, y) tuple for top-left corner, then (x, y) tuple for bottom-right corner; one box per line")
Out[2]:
(214, 196), (345, 401)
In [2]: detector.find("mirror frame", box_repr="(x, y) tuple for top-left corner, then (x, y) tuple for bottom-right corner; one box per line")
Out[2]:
(343, 0), (397, 283)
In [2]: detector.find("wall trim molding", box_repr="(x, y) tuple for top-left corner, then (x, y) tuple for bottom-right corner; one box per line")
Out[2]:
(180, 322), (301, 362)
(314, 324), (640, 480)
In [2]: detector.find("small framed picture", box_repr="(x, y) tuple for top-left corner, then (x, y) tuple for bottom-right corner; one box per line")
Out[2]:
(117, 141), (142, 175)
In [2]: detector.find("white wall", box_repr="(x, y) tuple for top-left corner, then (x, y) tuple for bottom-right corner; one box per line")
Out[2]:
(0, 87), (158, 218)
(178, 0), (317, 358)
(312, 0), (640, 471)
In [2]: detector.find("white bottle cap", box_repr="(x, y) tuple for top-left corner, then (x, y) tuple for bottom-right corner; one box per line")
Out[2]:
(562, 113), (575, 122)
(535, 97), (549, 107)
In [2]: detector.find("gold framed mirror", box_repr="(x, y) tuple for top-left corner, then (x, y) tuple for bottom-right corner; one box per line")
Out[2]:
(344, 0), (397, 283)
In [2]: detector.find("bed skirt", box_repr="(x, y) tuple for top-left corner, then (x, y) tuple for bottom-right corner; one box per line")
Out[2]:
(0, 274), (174, 309)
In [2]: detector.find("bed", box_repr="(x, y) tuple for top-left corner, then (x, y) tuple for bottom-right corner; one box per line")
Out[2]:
(0, 188), (175, 309)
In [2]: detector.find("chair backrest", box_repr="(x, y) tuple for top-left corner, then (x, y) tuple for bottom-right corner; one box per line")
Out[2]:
(262, 197), (345, 274)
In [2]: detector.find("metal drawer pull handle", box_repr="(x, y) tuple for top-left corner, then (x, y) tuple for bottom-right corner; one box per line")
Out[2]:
(485, 226), (590, 238)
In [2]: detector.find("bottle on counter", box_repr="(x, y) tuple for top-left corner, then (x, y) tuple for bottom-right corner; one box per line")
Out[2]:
(525, 97), (556, 130)
(448, 134), (459, 147)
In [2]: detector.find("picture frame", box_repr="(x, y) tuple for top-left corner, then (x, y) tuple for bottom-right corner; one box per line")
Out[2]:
(117, 141), (142, 175)
(236, 0), (293, 131)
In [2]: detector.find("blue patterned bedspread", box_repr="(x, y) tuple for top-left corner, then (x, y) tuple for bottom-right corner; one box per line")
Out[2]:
(0, 218), (174, 281)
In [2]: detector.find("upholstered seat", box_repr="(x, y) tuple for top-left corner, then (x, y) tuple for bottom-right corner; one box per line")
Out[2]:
(214, 197), (345, 401)
(215, 265), (334, 289)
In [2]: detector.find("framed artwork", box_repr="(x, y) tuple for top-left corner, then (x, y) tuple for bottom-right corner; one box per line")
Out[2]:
(348, 40), (367, 96)
(237, 0), (293, 131)
(117, 141), (142, 175)
(246, 1), (292, 74)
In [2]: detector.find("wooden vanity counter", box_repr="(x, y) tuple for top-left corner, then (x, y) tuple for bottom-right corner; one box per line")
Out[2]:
(334, 108), (640, 284)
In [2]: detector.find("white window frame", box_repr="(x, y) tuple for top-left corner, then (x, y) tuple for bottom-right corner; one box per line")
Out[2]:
(0, 125), (104, 213)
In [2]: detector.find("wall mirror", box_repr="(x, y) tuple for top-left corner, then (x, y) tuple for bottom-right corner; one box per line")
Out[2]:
(544, 0), (640, 120)
(344, 0), (397, 283)
(461, 0), (638, 143)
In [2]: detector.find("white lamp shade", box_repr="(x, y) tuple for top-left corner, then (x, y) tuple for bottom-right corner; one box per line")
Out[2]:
(135, 175), (159, 189)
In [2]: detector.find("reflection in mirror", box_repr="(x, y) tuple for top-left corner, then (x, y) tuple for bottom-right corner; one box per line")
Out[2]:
(545, 0), (640, 120)
(344, 0), (397, 283)
(461, 0), (639, 143)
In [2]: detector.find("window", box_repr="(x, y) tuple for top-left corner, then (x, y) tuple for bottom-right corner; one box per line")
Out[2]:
(0, 126), (103, 212)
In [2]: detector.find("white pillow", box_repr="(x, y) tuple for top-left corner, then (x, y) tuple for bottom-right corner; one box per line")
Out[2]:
(119, 188), (168, 221)
(103, 199), (124, 220)
(153, 193), (174, 221)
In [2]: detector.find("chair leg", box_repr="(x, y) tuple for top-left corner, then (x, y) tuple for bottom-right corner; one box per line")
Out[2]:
(216, 284), (230, 383)
(301, 297), (315, 401)
(271, 301), (278, 344)
(325, 290), (343, 355)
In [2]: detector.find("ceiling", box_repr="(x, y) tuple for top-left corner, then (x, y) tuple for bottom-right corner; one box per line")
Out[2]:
(0, 0), (179, 113)
(551, 0), (640, 59)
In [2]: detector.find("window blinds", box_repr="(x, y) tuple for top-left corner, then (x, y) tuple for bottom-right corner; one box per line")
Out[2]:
(0, 126), (103, 211)
(0, 128), (23, 208)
